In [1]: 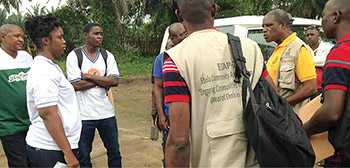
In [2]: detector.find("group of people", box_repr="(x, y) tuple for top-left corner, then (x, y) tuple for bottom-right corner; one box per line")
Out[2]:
(151, 0), (350, 167)
(1, 0), (350, 167)
(0, 17), (121, 167)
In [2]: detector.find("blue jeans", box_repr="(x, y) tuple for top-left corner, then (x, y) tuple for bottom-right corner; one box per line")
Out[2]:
(0, 131), (29, 168)
(26, 145), (79, 167)
(79, 117), (122, 168)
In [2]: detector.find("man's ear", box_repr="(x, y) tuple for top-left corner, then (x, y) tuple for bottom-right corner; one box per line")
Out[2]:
(334, 11), (342, 24)
(41, 37), (49, 47)
(175, 9), (183, 22)
(210, 4), (217, 17)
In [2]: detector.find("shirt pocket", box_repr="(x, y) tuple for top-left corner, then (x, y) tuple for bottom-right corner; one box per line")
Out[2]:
(206, 117), (248, 167)
(278, 62), (296, 90)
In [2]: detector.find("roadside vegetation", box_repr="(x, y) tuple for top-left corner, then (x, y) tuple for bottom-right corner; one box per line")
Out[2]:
(0, 0), (327, 77)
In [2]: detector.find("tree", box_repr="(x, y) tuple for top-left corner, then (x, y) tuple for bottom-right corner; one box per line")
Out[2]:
(0, 0), (21, 13)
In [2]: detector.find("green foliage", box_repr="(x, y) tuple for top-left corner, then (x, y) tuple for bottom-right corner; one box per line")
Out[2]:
(0, 0), (329, 79)
(51, 6), (89, 53)
(0, 0), (20, 13)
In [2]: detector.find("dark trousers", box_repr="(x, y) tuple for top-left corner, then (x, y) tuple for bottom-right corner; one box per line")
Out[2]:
(79, 117), (122, 168)
(26, 145), (79, 167)
(0, 131), (29, 168)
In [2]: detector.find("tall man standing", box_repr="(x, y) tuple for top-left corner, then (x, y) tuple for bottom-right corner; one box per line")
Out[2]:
(66, 23), (122, 167)
(163, 0), (271, 167)
(303, 0), (350, 166)
(263, 9), (317, 112)
(0, 24), (32, 168)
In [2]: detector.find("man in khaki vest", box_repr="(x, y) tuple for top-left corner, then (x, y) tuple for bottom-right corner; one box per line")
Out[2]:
(162, 0), (273, 167)
(263, 9), (317, 112)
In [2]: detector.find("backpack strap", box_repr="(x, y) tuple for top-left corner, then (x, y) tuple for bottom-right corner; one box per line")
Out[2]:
(99, 48), (108, 76)
(74, 47), (109, 76)
(227, 33), (257, 112)
(74, 47), (84, 70)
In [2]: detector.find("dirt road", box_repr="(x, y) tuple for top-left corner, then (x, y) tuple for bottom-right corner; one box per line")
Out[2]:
(0, 77), (163, 167)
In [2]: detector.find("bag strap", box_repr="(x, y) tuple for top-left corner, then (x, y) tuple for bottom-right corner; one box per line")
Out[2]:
(227, 34), (257, 112)
(74, 47), (109, 76)
(74, 48), (84, 70)
(100, 48), (108, 76)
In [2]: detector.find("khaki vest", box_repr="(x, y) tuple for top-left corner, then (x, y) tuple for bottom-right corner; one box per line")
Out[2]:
(166, 30), (264, 167)
(277, 37), (314, 112)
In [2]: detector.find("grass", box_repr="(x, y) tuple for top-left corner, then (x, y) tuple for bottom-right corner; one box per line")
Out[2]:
(118, 56), (153, 79)
(54, 56), (154, 79)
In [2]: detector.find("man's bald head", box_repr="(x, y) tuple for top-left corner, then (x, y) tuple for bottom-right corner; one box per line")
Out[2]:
(168, 22), (187, 46)
(322, 0), (350, 39)
(176, 0), (214, 25)
(328, 0), (350, 22)
(0, 24), (22, 38)
(169, 23), (185, 36)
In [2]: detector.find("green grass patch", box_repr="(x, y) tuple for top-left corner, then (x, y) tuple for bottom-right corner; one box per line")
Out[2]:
(118, 56), (153, 78)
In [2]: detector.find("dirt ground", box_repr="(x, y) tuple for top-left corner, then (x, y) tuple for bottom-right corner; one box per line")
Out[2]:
(0, 77), (163, 167)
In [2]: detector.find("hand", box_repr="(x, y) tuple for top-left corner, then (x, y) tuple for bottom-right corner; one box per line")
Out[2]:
(64, 151), (80, 168)
(82, 73), (94, 80)
(157, 114), (169, 130)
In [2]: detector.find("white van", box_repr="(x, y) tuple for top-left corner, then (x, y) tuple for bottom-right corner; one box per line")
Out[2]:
(160, 15), (321, 58)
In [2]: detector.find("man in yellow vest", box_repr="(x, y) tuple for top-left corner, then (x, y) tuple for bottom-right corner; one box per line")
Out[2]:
(163, 0), (273, 167)
(263, 9), (317, 112)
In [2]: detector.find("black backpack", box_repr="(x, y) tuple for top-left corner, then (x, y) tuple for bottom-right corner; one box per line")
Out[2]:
(74, 47), (108, 76)
(227, 34), (315, 167)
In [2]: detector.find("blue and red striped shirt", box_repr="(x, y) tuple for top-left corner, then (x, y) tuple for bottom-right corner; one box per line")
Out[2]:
(162, 54), (190, 103)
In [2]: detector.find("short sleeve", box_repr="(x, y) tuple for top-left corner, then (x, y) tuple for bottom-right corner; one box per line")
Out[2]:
(152, 53), (164, 79)
(105, 51), (120, 77)
(295, 47), (316, 82)
(32, 70), (59, 108)
(163, 54), (190, 103)
(66, 51), (82, 83)
(322, 46), (350, 91)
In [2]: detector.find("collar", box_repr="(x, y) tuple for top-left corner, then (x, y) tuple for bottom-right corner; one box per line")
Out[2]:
(0, 47), (16, 60)
(337, 33), (350, 43)
(278, 32), (297, 47)
(189, 28), (218, 37)
(34, 55), (55, 65)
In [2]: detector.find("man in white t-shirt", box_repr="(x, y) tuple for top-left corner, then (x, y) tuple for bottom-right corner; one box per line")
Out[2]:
(0, 24), (32, 168)
(25, 16), (80, 168)
(66, 23), (121, 167)
(304, 25), (333, 93)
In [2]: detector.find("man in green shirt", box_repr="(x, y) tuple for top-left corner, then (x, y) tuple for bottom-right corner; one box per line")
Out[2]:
(0, 24), (32, 167)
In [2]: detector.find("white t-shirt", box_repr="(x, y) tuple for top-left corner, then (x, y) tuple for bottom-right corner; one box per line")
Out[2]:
(26, 56), (82, 150)
(314, 41), (333, 67)
(66, 48), (120, 120)
(0, 49), (33, 69)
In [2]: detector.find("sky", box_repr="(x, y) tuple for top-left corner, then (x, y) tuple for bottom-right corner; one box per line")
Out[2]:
(18, 0), (67, 13)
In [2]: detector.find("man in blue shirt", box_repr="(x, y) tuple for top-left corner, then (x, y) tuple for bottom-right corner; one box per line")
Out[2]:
(151, 22), (187, 167)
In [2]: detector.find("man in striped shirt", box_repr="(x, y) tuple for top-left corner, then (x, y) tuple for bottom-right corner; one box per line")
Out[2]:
(303, 0), (350, 166)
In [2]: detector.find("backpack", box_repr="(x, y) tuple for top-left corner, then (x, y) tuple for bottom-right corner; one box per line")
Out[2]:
(74, 47), (108, 76)
(227, 33), (316, 167)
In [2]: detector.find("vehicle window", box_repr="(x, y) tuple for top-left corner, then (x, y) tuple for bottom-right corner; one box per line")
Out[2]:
(216, 25), (235, 35)
(247, 29), (275, 61)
